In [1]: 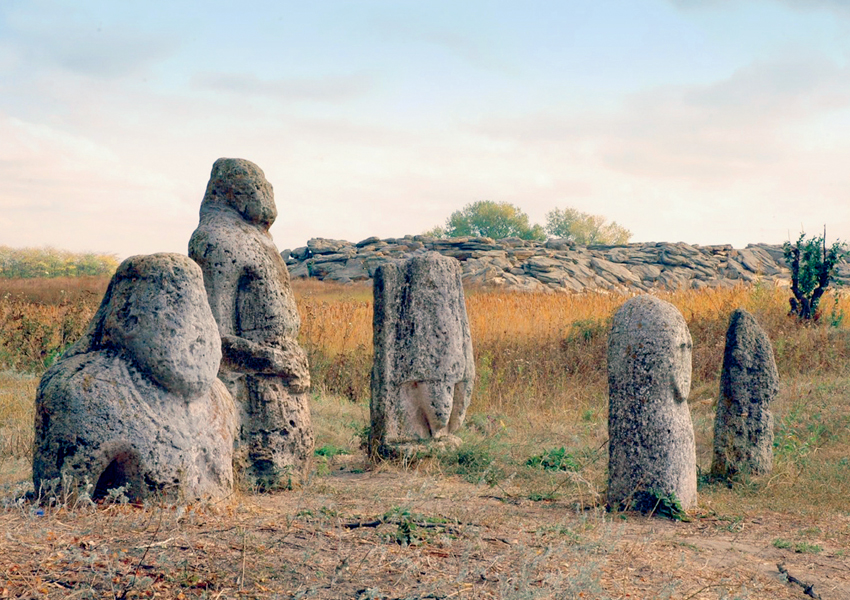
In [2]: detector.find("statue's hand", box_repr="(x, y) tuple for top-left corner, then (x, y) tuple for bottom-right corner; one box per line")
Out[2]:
(220, 335), (310, 392)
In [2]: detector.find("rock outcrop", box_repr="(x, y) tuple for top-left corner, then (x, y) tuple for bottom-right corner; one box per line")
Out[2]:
(711, 309), (779, 478)
(281, 236), (840, 293)
(370, 253), (475, 458)
(33, 254), (237, 503)
(189, 158), (313, 490)
(607, 295), (697, 512)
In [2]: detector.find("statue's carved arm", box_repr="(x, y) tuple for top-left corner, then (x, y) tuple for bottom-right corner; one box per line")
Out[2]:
(220, 335), (310, 393)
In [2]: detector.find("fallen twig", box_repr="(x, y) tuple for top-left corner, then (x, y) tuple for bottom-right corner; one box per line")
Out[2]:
(342, 519), (383, 529)
(777, 563), (822, 599)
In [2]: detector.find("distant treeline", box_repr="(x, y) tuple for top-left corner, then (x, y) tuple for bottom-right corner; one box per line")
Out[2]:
(0, 246), (119, 279)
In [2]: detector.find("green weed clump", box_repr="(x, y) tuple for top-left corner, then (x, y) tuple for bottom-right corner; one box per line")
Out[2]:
(526, 447), (581, 472)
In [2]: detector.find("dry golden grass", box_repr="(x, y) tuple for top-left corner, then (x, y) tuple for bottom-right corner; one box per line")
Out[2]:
(2, 277), (850, 597)
(0, 275), (110, 305)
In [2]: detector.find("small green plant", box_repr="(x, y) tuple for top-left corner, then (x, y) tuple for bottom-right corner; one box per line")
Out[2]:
(783, 230), (847, 321)
(442, 444), (506, 486)
(773, 538), (792, 549)
(526, 447), (581, 472)
(564, 319), (609, 345)
(314, 444), (350, 458)
(794, 542), (823, 554)
(527, 490), (559, 502)
(630, 488), (690, 521)
(380, 507), (449, 546)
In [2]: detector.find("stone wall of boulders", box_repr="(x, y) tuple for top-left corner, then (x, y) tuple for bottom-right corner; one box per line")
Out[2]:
(282, 236), (849, 293)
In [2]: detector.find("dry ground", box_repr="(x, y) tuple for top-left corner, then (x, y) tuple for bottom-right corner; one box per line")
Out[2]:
(2, 451), (849, 600)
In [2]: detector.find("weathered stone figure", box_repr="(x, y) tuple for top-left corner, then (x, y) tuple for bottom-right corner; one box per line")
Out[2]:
(607, 295), (697, 512)
(189, 158), (313, 488)
(33, 254), (237, 502)
(369, 252), (475, 457)
(711, 308), (778, 477)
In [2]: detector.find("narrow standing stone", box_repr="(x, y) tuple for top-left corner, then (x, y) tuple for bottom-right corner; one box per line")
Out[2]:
(607, 295), (697, 512)
(711, 308), (778, 478)
(370, 252), (475, 458)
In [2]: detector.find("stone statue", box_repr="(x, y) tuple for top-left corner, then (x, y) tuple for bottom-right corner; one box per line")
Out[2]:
(370, 252), (475, 457)
(33, 253), (237, 502)
(711, 308), (778, 478)
(189, 158), (313, 489)
(607, 295), (697, 512)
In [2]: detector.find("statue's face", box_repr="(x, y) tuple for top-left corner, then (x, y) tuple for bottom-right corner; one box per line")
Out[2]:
(670, 324), (693, 402)
(608, 295), (693, 404)
(102, 256), (221, 398)
(226, 177), (276, 228)
(207, 158), (277, 229)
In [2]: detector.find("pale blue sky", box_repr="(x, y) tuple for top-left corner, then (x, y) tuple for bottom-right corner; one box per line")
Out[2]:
(2, 0), (850, 257)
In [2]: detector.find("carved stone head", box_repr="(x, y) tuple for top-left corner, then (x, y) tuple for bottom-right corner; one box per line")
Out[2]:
(200, 158), (277, 229)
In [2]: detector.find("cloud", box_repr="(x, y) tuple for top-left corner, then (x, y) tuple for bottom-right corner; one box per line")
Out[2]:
(0, 113), (194, 255)
(193, 72), (373, 103)
(465, 53), (850, 245)
(46, 30), (176, 79)
(1, 2), (177, 79)
(602, 56), (850, 180)
(472, 55), (850, 180)
(671, 0), (850, 9)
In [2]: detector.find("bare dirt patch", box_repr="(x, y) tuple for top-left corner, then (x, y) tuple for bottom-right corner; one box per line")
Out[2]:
(2, 458), (848, 600)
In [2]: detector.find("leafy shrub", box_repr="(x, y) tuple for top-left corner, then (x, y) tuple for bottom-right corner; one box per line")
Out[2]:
(783, 231), (847, 320)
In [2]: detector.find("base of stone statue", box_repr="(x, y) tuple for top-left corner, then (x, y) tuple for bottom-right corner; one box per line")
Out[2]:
(372, 435), (463, 461)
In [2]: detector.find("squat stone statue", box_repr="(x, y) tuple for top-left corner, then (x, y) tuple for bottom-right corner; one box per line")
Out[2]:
(189, 157), (313, 489)
(711, 308), (778, 478)
(369, 252), (475, 458)
(607, 295), (697, 512)
(33, 253), (237, 502)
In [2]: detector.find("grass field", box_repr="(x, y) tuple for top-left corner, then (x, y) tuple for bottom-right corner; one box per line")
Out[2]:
(1, 276), (849, 598)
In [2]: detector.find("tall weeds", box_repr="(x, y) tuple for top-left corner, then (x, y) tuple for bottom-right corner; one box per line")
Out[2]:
(4, 276), (850, 416)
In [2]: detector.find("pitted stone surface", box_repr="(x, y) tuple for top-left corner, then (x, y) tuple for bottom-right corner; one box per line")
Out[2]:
(370, 252), (475, 457)
(711, 309), (778, 477)
(607, 295), (697, 512)
(189, 158), (313, 488)
(33, 253), (237, 502)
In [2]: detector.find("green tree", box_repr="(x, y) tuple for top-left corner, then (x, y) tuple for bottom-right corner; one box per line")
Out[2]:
(442, 200), (545, 241)
(545, 207), (632, 245)
(0, 246), (119, 279)
(421, 225), (446, 238)
(783, 230), (847, 321)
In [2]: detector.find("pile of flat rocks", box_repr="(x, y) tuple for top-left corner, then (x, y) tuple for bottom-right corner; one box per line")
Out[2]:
(283, 236), (847, 293)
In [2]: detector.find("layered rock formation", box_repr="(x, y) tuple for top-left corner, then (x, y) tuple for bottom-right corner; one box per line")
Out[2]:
(282, 236), (828, 293)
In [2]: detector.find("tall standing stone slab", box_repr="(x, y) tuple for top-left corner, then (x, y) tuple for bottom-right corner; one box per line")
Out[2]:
(711, 308), (778, 477)
(189, 158), (313, 489)
(33, 254), (237, 502)
(607, 295), (697, 512)
(370, 252), (475, 457)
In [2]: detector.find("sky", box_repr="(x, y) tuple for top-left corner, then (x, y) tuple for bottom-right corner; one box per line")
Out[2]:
(2, 0), (850, 259)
